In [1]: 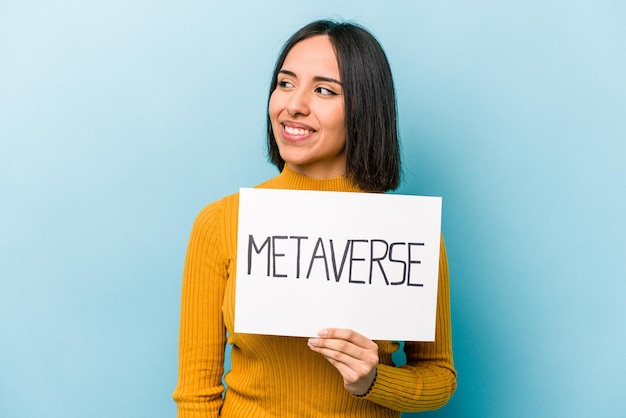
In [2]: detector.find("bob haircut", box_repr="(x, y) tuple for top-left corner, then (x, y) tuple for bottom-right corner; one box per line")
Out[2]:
(266, 20), (401, 192)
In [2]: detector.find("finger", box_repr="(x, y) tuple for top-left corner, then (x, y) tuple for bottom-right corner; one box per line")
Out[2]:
(308, 343), (372, 380)
(307, 341), (378, 396)
(307, 338), (355, 360)
(307, 336), (361, 361)
(318, 328), (373, 348)
(315, 328), (379, 355)
(307, 336), (378, 366)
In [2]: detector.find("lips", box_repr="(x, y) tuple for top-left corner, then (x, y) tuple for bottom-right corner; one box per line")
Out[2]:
(284, 125), (313, 136)
(281, 122), (316, 141)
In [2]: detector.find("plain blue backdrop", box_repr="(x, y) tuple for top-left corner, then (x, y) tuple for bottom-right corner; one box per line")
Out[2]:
(1, 1), (625, 417)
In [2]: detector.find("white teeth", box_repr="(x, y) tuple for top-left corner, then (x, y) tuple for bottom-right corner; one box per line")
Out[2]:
(284, 125), (312, 136)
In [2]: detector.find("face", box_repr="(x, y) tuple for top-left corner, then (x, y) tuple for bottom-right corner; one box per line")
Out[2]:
(269, 35), (347, 179)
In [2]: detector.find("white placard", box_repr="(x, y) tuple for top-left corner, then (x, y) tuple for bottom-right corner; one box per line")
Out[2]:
(235, 188), (442, 341)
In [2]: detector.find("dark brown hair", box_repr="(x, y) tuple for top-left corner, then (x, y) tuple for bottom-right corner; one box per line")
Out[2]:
(267, 20), (401, 192)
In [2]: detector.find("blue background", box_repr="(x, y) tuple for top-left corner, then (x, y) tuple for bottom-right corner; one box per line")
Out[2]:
(1, 1), (625, 417)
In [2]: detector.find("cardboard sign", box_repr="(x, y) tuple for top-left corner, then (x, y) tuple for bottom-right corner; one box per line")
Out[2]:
(234, 188), (442, 341)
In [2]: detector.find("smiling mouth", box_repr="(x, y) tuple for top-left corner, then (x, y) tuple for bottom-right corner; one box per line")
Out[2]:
(284, 125), (314, 136)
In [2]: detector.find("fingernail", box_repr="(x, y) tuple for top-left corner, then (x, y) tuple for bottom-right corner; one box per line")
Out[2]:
(318, 329), (328, 337)
(308, 338), (319, 346)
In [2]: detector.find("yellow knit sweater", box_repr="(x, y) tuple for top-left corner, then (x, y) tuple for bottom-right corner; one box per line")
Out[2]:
(173, 167), (456, 417)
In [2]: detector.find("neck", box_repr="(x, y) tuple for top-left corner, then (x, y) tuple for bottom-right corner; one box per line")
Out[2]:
(258, 165), (363, 193)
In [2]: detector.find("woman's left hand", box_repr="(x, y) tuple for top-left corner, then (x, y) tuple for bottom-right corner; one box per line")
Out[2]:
(307, 328), (379, 396)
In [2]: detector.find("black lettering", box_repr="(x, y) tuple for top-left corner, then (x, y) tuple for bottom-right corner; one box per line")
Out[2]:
(306, 237), (330, 280)
(329, 239), (351, 282)
(348, 239), (367, 284)
(407, 242), (425, 287)
(248, 235), (271, 276)
(388, 242), (407, 285)
(272, 236), (288, 278)
(289, 236), (308, 278)
(369, 239), (390, 285)
(248, 235), (425, 287)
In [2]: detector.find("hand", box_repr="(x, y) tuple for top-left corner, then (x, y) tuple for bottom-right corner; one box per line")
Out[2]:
(307, 328), (379, 396)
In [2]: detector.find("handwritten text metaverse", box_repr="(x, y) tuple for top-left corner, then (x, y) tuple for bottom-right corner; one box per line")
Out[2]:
(246, 235), (426, 286)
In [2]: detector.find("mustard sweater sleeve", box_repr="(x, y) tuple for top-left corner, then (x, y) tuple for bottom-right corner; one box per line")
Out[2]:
(361, 237), (457, 411)
(173, 201), (229, 418)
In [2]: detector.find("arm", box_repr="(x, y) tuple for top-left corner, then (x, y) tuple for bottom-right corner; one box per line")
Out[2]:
(308, 237), (456, 411)
(172, 202), (229, 418)
(363, 236), (457, 411)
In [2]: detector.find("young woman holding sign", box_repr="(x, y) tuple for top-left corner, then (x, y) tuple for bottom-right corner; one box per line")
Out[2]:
(173, 20), (456, 417)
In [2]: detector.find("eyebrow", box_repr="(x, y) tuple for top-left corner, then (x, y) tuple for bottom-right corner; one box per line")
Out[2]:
(278, 69), (342, 86)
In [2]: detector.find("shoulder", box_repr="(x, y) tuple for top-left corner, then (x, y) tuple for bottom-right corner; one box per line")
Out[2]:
(253, 172), (283, 189)
(191, 192), (240, 232)
(191, 170), (281, 230)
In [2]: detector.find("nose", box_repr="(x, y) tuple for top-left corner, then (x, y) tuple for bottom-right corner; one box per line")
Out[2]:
(286, 87), (310, 117)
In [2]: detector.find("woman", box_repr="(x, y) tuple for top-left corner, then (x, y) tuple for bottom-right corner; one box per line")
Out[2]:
(173, 20), (456, 417)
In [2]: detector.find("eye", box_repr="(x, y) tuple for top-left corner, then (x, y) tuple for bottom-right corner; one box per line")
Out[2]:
(316, 86), (338, 96)
(278, 80), (294, 89)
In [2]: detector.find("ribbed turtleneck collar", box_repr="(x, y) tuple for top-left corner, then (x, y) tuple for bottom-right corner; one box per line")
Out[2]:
(257, 165), (364, 193)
